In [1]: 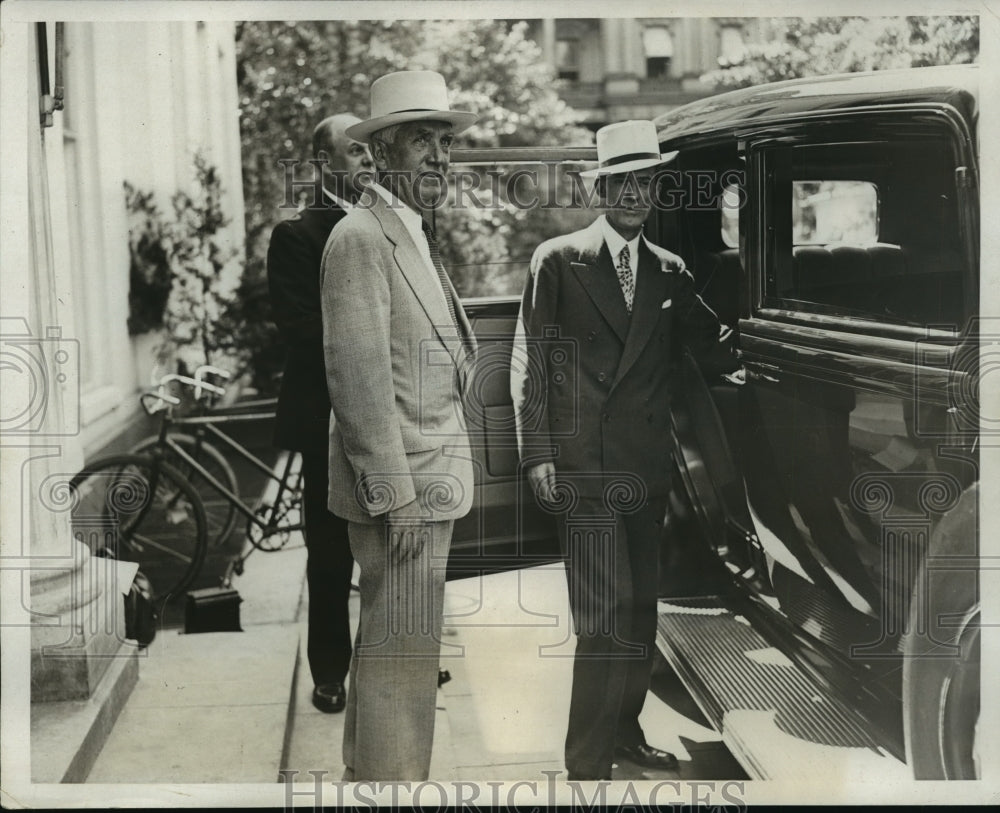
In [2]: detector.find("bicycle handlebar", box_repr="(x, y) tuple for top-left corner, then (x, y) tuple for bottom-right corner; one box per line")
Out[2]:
(139, 389), (181, 415)
(158, 373), (226, 400)
(194, 364), (232, 382)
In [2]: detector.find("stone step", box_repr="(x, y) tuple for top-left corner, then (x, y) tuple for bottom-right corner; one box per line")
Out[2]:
(31, 646), (139, 783)
(86, 623), (300, 784)
(83, 492), (310, 785)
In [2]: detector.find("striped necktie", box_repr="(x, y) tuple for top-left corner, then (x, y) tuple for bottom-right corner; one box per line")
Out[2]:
(421, 220), (464, 343)
(616, 244), (634, 313)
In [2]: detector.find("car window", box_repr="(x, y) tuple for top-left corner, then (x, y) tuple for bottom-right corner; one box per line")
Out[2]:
(792, 181), (878, 245)
(761, 137), (968, 328)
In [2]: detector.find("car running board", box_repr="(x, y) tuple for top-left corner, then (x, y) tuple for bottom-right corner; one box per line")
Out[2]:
(655, 597), (909, 781)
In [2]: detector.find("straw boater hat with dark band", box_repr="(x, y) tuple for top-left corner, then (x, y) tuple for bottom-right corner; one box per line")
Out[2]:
(345, 70), (479, 144)
(580, 119), (679, 178)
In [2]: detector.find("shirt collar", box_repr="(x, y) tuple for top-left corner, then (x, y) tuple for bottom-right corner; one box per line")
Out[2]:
(599, 214), (642, 266)
(371, 181), (424, 232)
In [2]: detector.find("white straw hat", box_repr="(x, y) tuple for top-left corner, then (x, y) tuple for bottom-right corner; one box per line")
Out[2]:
(345, 70), (479, 143)
(580, 120), (678, 178)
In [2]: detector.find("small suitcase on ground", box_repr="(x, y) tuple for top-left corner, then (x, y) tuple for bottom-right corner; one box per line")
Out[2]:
(184, 586), (243, 633)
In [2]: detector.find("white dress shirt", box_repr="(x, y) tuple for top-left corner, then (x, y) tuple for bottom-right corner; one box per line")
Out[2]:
(370, 181), (452, 315)
(599, 214), (645, 290)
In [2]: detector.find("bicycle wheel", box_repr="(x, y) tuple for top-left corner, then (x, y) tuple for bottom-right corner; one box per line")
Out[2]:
(69, 454), (208, 601)
(130, 433), (239, 548)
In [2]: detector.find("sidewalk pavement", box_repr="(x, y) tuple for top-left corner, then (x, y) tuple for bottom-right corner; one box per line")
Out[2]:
(86, 534), (309, 784)
(85, 529), (727, 785)
(77, 414), (730, 786)
(434, 565), (726, 782)
(283, 559), (726, 783)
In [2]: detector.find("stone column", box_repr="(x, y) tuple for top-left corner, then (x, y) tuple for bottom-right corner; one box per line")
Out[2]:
(10, 22), (138, 706)
(601, 17), (639, 109)
(29, 458), (135, 702)
(600, 18), (621, 74)
(3, 21), (138, 784)
(541, 18), (556, 68)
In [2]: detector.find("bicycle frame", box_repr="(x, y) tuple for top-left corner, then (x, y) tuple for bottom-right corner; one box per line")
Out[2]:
(152, 409), (304, 535)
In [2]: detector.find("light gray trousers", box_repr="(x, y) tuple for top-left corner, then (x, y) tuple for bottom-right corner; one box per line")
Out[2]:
(341, 518), (452, 781)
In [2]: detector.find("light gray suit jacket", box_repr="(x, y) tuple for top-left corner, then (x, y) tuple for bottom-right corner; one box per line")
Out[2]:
(320, 187), (477, 524)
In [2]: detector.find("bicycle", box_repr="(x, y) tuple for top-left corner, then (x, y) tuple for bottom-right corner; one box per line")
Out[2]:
(128, 367), (258, 549)
(68, 390), (210, 603)
(127, 367), (306, 582)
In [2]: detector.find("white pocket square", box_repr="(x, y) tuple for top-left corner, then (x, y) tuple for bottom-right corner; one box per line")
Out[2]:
(661, 298), (673, 309)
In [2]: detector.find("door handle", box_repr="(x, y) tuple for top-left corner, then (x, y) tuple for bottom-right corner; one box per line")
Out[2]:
(721, 366), (781, 385)
(744, 366), (780, 384)
(722, 368), (747, 386)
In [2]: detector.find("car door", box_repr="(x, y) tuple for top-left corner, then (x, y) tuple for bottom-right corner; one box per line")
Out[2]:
(739, 108), (979, 659)
(663, 101), (979, 769)
(442, 148), (598, 579)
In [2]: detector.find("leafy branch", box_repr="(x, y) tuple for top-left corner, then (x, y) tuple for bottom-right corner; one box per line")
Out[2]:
(125, 152), (246, 377)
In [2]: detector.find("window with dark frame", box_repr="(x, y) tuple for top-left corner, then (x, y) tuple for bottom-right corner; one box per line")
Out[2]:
(555, 38), (580, 81)
(759, 137), (967, 327)
(642, 25), (674, 80)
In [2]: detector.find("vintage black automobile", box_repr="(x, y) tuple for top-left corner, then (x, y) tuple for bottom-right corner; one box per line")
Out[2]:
(446, 64), (980, 781)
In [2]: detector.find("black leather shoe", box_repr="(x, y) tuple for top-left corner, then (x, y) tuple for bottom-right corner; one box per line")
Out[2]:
(312, 682), (346, 713)
(566, 773), (612, 781)
(614, 743), (679, 770)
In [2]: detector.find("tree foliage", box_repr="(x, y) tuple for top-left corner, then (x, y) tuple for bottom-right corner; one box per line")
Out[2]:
(125, 182), (172, 336)
(235, 19), (592, 387)
(125, 154), (247, 379)
(236, 19), (590, 283)
(702, 16), (978, 90)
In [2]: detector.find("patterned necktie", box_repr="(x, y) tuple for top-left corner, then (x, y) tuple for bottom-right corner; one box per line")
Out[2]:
(616, 244), (634, 313)
(421, 220), (465, 345)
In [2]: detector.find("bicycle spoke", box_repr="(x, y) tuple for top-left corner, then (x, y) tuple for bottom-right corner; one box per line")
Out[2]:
(129, 532), (195, 564)
(70, 454), (208, 602)
(129, 433), (240, 548)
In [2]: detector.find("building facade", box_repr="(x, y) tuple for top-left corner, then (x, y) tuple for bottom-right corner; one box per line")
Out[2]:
(1, 18), (244, 784)
(519, 17), (757, 126)
(49, 20), (246, 457)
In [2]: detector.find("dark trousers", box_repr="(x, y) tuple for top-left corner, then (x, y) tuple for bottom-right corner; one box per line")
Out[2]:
(300, 449), (354, 686)
(558, 496), (666, 779)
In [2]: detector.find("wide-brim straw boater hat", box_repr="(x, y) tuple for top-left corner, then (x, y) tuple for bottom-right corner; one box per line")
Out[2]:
(580, 119), (679, 178)
(345, 70), (479, 144)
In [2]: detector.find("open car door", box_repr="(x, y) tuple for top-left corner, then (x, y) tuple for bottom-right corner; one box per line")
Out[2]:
(443, 147), (597, 580)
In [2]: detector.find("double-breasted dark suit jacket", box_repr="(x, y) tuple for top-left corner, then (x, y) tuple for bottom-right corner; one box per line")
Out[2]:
(267, 203), (347, 452)
(512, 216), (731, 500)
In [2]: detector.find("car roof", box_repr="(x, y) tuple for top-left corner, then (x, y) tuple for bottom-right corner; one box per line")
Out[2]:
(654, 65), (978, 145)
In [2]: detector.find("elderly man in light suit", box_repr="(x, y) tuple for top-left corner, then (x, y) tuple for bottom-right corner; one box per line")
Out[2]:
(320, 70), (478, 781)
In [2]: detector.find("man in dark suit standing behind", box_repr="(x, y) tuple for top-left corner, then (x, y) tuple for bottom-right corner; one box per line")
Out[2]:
(267, 114), (372, 713)
(512, 120), (734, 780)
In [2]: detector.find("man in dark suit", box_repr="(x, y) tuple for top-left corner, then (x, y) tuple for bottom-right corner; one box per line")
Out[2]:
(267, 113), (372, 714)
(511, 120), (734, 780)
